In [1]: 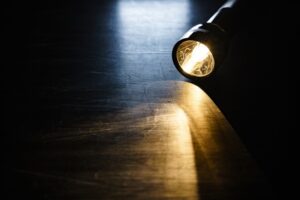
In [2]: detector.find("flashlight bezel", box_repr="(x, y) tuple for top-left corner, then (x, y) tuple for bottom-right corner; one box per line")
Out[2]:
(172, 23), (228, 80)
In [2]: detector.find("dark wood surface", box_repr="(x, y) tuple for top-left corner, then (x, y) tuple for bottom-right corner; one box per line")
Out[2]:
(15, 81), (271, 199)
(4, 0), (276, 199)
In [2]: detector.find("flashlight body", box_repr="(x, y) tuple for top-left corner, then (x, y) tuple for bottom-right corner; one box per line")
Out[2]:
(207, 0), (243, 35)
(172, 0), (244, 80)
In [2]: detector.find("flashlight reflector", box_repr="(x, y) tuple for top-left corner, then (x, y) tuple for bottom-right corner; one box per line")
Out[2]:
(176, 40), (215, 77)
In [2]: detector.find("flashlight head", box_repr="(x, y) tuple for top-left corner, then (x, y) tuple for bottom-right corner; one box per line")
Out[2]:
(172, 23), (228, 80)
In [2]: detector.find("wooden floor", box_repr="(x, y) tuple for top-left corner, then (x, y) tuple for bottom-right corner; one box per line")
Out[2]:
(5, 0), (275, 199)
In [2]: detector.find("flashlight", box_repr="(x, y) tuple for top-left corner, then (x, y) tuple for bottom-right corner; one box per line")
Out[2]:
(172, 0), (242, 80)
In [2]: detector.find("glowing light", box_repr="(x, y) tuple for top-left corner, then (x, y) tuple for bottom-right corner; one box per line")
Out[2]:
(176, 40), (215, 77)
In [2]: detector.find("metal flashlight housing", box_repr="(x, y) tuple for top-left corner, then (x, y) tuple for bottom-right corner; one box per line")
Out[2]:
(172, 0), (240, 80)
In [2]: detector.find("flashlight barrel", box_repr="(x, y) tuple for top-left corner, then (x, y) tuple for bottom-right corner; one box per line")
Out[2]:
(207, 0), (244, 35)
(172, 0), (247, 80)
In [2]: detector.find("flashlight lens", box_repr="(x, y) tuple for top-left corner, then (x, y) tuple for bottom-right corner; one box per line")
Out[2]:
(176, 40), (215, 77)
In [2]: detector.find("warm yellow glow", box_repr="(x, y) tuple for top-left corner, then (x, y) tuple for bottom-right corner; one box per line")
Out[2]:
(46, 81), (236, 199)
(176, 40), (215, 77)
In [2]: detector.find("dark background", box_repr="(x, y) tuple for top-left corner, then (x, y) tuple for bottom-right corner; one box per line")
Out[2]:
(4, 0), (288, 198)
